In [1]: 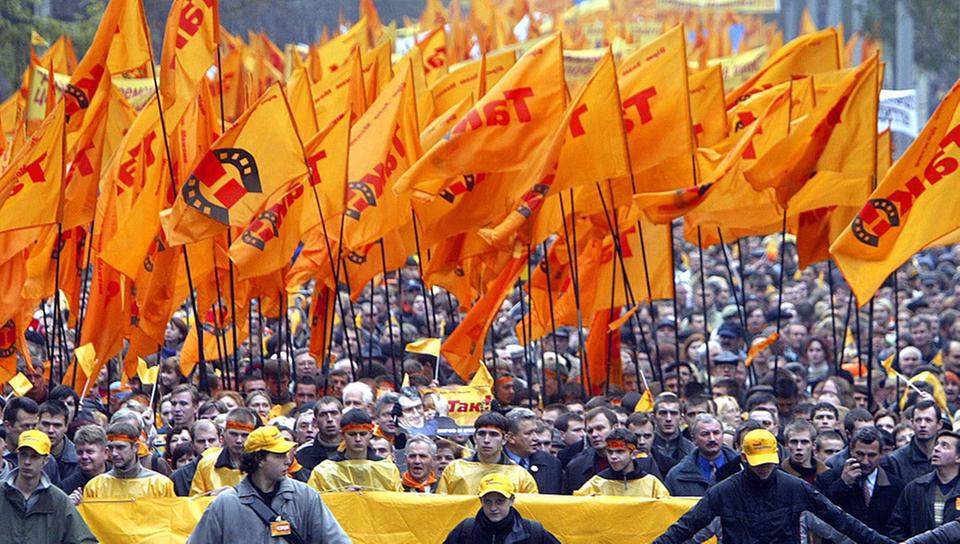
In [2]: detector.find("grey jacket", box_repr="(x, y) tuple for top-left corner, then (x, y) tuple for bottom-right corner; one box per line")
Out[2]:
(187, 476), (351, 544)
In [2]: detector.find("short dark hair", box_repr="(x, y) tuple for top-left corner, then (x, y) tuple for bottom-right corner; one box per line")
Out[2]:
(843, 408), (873, 435)
(745, 392), (776, 411)
(735, 420), (763, 448)
(626, 412), (653, 428)
(47, 385), (79, 408)
(171, 443), (197, 466)
(604, 428), (638, 448)
(850, 427), (883, 448)
(815, 430), (844, 450)
(106, 422), (140, 441)
(38, 400), (69, 422)
(683, 395), (715, 415)
(784, 420), (817, 441)
(239, 450), (268, 474)
(812, 402), (838, 419)
(913, 399), (942, 422)
(554, 412), (584, 433)
(543, 403), (569, 415)
(295, 374), (319, 389)
(474, 412), (509, 434)
(585, 407), (618, 428)
(3, 397), (39, 425)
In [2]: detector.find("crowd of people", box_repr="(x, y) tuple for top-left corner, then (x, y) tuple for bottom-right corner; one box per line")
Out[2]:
(3, 232), (960, 542)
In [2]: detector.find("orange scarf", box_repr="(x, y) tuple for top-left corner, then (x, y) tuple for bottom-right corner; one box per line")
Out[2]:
(401, 471), (437, 492)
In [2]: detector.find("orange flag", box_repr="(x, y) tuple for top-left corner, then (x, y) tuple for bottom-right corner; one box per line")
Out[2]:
(163, 84), (307, 243)
(688, 64), (727, 147)
(418, 26), (448, 86)
(0, 101), (65, 232)
(396, 35), (564, 198)
(340, 63), (422, 250)
(745, 55), (880, 207)
(617, 26), (695, 192)
(442, 250), (526, 381)
(584, 306), (622, 394)
(831, 78), (960, 304)
(726, 28), (840, 108)
(159, 0), (219, 127)
(477, 50), (629, 247)
(429, 49), (515, 113)
(307, 282), (337, 363)
(64, 0), (151, 128)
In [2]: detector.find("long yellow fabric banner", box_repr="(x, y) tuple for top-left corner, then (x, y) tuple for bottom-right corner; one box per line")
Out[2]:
(78, 492), (703, 543)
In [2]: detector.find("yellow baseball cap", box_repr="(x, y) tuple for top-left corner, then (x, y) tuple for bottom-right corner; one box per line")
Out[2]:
(742, 429), (779, 466)
(243, 426), (296, 454)
(18, 429), (51, 456)
(478, 473), (515, 498)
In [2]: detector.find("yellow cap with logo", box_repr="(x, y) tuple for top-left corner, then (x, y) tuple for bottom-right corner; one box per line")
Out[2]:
(244, 426), (296, 454)
(18, 429), (51, 456)
(742, 429), (779, 466)
(478, 473), (515, 498)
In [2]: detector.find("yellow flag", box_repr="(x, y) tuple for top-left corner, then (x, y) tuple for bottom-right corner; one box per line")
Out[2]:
(159, 0), (219, 128)
(899, 371), (949, 415)
(405, 338), (441, 358)
(688, 64), (727, 147)
(8, 372), (33, 396)
(136, 357), (159, 385)
(830, 79), (960, 304)
(881, 353), (896, 379)
(0, 101), (65, 232)
(430, 49), (515, 113)
(74, 342), (98, 378)
(633, 389), (654, 413)
(726, 28), (840, 107)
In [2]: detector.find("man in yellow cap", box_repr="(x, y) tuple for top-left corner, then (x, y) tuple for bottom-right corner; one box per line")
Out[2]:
(188, 425), (350, 543)
(653, 429), (896, 544)
(82, 421), (175, 499)
(0, 430), (96, 543)
(443, 473), (560, 544)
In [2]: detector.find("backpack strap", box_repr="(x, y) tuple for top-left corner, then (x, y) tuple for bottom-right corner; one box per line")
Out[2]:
(244, 495), (307, 544)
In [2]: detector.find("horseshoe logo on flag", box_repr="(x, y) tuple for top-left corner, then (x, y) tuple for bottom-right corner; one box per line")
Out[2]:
(182, 148), (262, 224)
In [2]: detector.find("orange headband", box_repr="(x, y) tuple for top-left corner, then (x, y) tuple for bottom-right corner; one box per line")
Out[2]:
(476, 425), (504, 435)
(495, 376), (513, 385)
(342, 423), (374, 433)
(605, 439), (636, 451)
(107, 434), (137, 443)
(226, 420), (256, 433)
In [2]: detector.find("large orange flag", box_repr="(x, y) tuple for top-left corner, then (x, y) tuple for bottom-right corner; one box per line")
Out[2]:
(745, 55), (879, 207)
(477, 50), (629, 247)
(689, 64), (727, 147)
(395, 35), (564, 198)
(583, 306), (622, 394)
(617, 26), (695, 192)
(429, 49), (515, 113)
(726, 27), (840, 107)
(159, 0), (219, 127)
(831, 79), (960, 304)
(340, 63), (421, 250)
(0, 101), (65, 232)
(162, 84), (307, 243)
(442, 250), (526, 381)
(64, 0), (151, 128)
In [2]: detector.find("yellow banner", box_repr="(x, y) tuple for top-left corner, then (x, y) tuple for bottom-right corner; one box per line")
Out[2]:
(423, 364), (494, 429)
(79, 492), (705, 543)
(28, 66), (156, 123)
(708, 45), (770, 89)
(657, 0), (779, 13)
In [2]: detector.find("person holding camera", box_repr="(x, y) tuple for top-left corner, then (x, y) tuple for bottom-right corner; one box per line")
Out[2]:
(815, 427), (904, 539)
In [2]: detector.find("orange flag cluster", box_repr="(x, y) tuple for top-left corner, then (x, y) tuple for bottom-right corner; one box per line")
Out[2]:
(0, 0), (956, 399)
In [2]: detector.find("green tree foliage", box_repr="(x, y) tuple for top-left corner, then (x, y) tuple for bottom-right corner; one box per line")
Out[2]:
(0, 0), (103, 99)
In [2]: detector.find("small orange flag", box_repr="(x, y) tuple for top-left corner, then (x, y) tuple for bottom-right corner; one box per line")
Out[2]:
(745, 332), (780, 368)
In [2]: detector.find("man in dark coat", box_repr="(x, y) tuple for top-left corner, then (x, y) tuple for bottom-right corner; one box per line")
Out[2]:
(664, 414), (738, 497)
(504, 408), (563, 494)
(654, 429), (895, 544)
(816, 427), (904, 538)
(444, 473), (560, 544)
(887, 399), (941, 484)
(887, 430), (960, 541)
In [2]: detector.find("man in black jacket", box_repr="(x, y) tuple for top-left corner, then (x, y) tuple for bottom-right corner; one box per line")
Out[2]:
(888, 430), (960, 540)
(816, 427), (904, 538)
(444, 473), (560, 544)
(654, 429), (895, 544)
(294, 397), (343, 472)
(504, 408), (563, 494)
(887, 399), (942, 484)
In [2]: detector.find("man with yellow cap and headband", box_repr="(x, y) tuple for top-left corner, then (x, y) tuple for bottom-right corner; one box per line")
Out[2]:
(188, 425), (350, 544)
(307, 408), (402, 492)
(653, 429), (896, 544)
(82, 421), (174, 499)
(443, 473), (560, 543)
(574, 428), (670, 497)
(0, 430), (97, 543)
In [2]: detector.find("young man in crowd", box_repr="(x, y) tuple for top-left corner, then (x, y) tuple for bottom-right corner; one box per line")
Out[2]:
(438, 412), (538, 495)
(574, 429), (670, 497)
(652, 393), (695, 475)
(444, 474), (560, 544)
(169, 419), (220, 496)
(191, 407), (259, 496)
(83, 422), (175, 499)
(308, 408), (402, 492)
(781, 420), (828, 485)
(296, 396), (344, 471)
(888, 430), (960, 540)
(38, 400), (77, 481)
